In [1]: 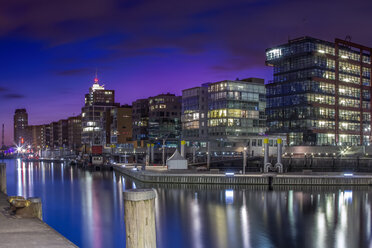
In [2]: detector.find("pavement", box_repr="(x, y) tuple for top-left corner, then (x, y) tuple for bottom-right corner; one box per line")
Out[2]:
(0, 192), (76, 248)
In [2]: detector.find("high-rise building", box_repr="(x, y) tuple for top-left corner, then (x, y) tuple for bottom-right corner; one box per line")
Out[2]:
(266, 37), (372, 146)
(148, 93), (182, 146)
(132, 99), (149, 146)
(13, 109), (28, 145)
(81, 76), (119, 149)
(110, 105), (133, 146)
(181, 84), (209, 141)
(68, 116), (82, 150)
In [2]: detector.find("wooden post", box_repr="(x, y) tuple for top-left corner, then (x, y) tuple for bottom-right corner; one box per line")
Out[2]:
(124, 189), (157, 248)
(0, 163), (6, 194)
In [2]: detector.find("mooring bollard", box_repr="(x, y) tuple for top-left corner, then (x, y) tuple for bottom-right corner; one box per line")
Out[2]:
(180, 140), (186, 158)
(0, 163), (6, 194)
(8, 196), (43, 220)
(124, 189), (157, 248)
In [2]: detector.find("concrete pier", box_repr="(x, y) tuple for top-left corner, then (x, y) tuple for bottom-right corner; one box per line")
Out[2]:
(124, 189), (157, 248)
(0, 163), (6, 194)
(114, 165), (372, 186)
(0, 192), (76, 247)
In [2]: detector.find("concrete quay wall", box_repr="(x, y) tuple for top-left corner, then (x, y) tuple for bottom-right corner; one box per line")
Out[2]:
(114, 166), (372, 186)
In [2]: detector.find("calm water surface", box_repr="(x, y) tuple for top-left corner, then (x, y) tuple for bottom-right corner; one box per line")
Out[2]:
(2, 159), (372, 248)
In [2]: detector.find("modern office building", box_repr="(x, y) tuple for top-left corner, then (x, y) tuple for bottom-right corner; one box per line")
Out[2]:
(68, 116), (82, 150)
(132, 94), (182, 147)
(13, 109), (29, 145)
(132, 99), (149, 146)
(181, 84), (209, 142)
(266, 36), (372, 146)
(81, 77), (119, 150)
(148, 93), (182, 146)
(207, 78), (267, 148)
(110, 105), (134, 147)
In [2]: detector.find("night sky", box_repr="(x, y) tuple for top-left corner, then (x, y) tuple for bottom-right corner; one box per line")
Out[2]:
(1, 0), (372, 145)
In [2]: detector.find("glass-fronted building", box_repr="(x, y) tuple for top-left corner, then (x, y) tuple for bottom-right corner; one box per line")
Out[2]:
(266, 36), (372, 146)
(148, 93), (182, 147)
(207, 78), (267, 148)
(181, 84), (209, 141)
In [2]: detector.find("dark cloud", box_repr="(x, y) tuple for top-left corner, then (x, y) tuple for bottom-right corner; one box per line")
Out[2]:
(3, 93), (26, 99)
(0, 87), (8, 92)
(1, 0), (372, 70)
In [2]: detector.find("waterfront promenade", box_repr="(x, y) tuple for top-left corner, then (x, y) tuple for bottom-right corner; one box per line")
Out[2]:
(114, 164), (372, 186)
(0, 192), (76, 248)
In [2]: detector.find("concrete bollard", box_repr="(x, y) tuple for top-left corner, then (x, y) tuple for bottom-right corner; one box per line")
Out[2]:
(124, 189), (157, 248)
(180, 140), (186, 158)
(0, 163), (6, 194)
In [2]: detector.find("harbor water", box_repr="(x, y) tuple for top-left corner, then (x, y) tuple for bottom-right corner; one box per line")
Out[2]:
(3, 159), (372, 248)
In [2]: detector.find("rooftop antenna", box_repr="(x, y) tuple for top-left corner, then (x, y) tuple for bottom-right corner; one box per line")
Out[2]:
(94, 68), (99, 83)
(344, 35), (352, 49)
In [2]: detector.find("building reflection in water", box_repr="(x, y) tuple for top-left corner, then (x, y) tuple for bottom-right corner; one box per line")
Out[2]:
(5, 158), (372, 248)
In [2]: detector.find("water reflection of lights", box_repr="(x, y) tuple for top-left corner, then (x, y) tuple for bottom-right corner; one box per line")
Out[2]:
(241, 194), (251, 248)
(190, 197), (202, 248)
(225, 189), (234, 204)
(344, 191), (353, 203)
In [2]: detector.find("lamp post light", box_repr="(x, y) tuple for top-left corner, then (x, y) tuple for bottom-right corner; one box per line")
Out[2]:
(243, 147), (247, 174)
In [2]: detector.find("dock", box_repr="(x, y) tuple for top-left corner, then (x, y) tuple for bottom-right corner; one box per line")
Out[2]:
(0, 192), (76, 248)
(113, 165), (372, 186)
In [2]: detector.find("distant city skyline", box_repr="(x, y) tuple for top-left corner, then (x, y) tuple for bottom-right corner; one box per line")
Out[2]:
(1, 0), (372, 144)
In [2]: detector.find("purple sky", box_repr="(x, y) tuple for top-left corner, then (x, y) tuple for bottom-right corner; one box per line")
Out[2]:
(1, 0), (372, 145)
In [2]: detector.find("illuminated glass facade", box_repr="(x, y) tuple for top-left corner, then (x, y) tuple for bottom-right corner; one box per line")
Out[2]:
(266, 37), (372, 146)
(181, 84), (209, 140)
(208, 78), (266, 143)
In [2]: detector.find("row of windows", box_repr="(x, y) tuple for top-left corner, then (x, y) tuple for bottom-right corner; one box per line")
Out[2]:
(267, 107), (336, 120)
(208, 109), (260, 119)
(208, 118), (264, 128)
(267, 80), (335, 96)
(209, 82), (265, 94)
(267, 40), (371, 65)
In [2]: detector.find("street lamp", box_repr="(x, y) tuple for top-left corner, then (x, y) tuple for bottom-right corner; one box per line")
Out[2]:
(243, 147), (247, 174)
